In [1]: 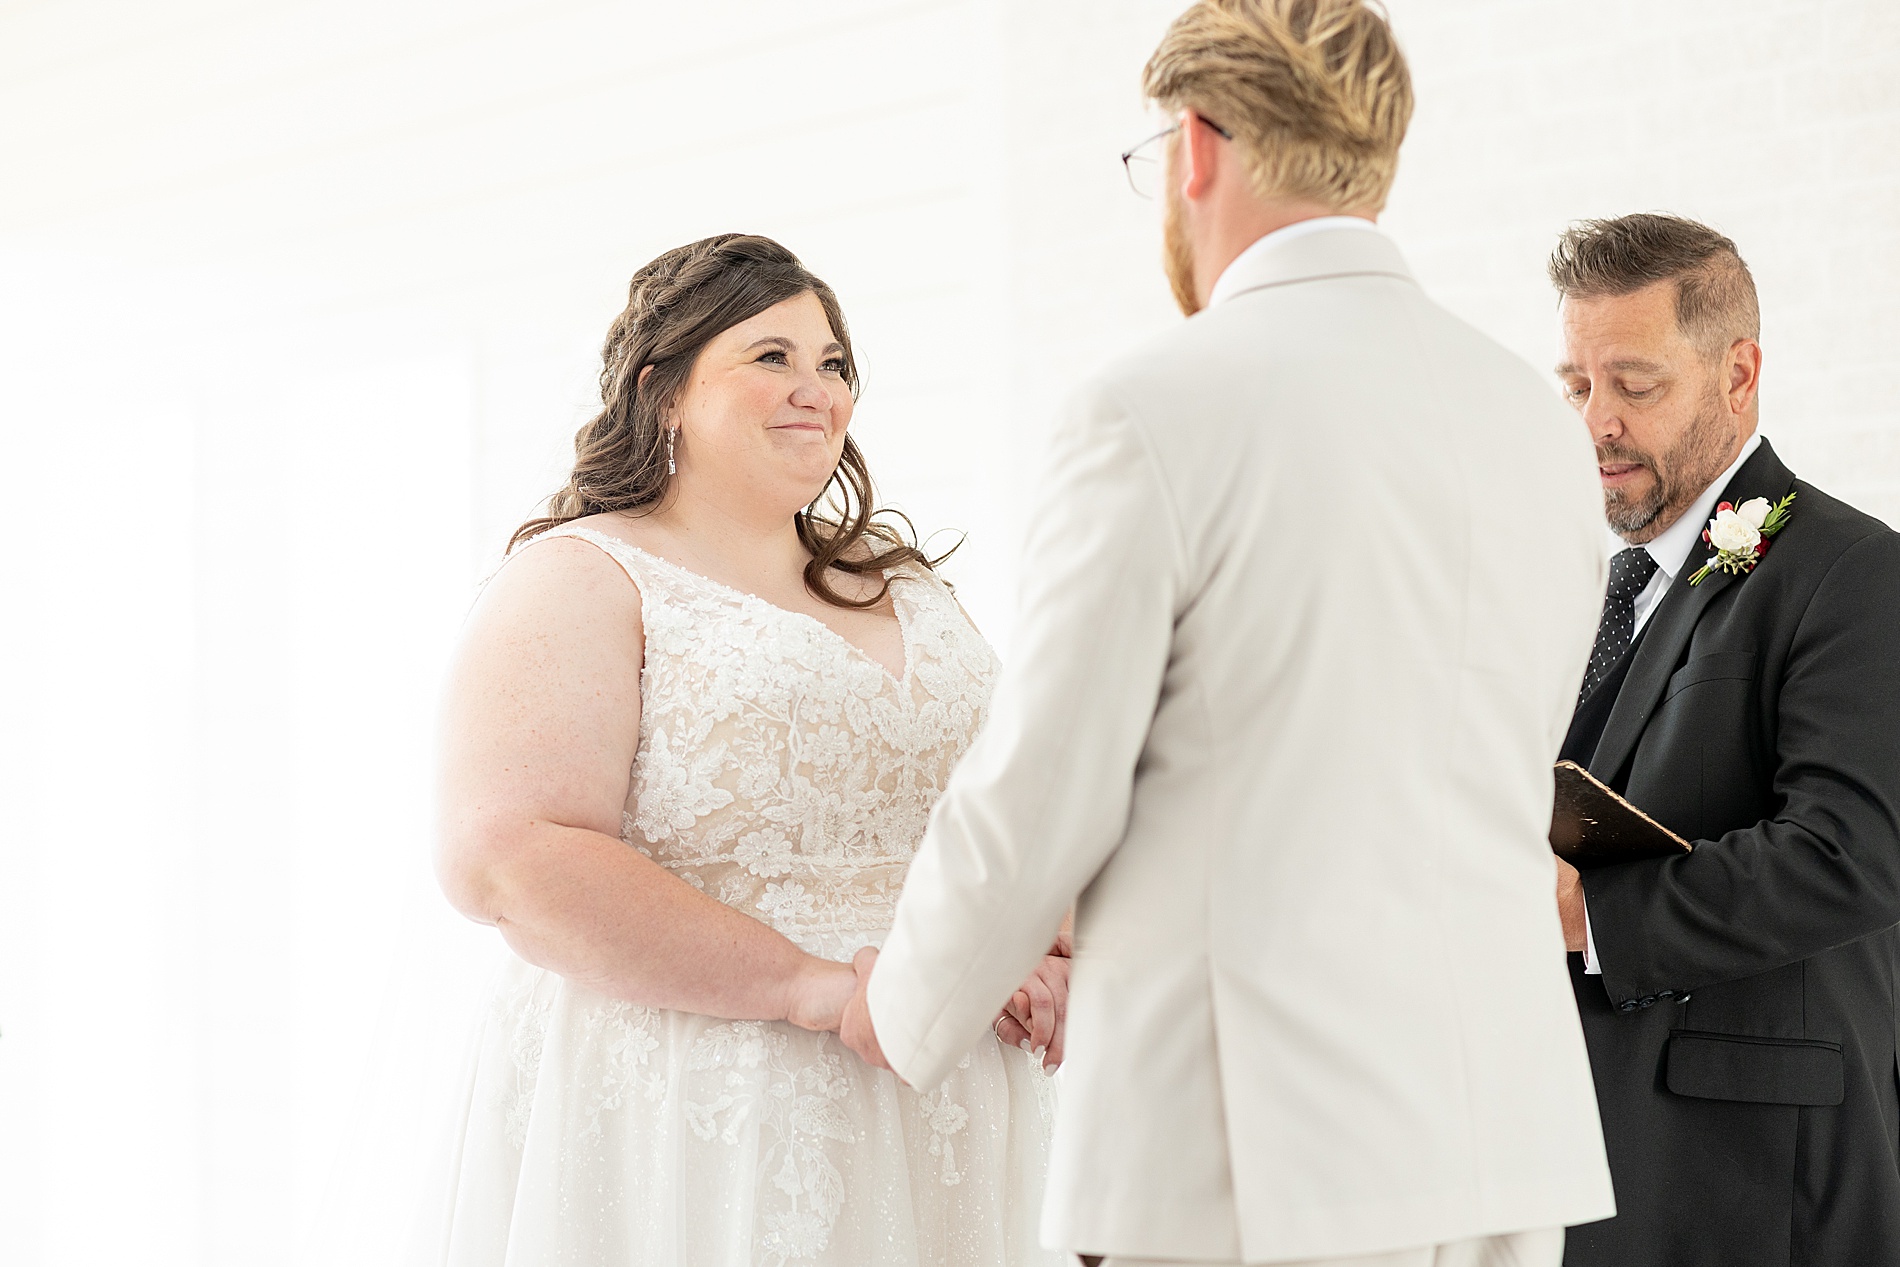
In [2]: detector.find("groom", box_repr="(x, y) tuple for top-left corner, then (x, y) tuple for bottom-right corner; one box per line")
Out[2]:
(841, 3), (1616, 1265)
(1548, 214), (1900, 1266)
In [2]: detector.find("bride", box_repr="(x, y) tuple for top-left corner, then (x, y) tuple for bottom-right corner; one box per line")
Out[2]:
(431, 233), (1065, 1266)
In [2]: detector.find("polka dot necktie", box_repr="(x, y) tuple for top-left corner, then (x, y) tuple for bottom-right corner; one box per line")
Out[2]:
(1580, 547), (1660, 702)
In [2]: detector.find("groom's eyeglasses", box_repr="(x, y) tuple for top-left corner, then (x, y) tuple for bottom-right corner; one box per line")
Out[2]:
(1120, 116), (1233, 200)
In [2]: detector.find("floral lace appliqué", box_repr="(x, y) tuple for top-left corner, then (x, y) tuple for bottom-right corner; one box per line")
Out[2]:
(579, 1000), (665, 1141)
(919, 1083), (972, 1186)
(489, 973), (556, 1151)
(543, 526), (999, 964)
(686, 1022), (862, 1266)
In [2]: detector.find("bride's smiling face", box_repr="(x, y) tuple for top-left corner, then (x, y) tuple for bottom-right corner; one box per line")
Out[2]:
(671, 291), (855, 518)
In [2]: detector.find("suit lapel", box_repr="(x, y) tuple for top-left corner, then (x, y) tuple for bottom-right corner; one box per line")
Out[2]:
(1588, 564), (1735, 782)
(1588, 441), (1796, 782)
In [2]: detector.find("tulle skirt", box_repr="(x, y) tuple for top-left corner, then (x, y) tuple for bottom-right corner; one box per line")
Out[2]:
(434, 957), (1060, 1267)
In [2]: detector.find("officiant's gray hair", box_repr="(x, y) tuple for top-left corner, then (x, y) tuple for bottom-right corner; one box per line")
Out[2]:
(1142, 0), (1413, 214)
(1548, 214), (1761, 359)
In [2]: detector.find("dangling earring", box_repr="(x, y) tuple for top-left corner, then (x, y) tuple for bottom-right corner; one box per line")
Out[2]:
(665, 426), (677, 476)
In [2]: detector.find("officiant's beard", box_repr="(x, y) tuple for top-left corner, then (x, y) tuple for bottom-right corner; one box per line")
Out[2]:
(1163, 187), (1201, 317)
(1601, 385), (1738, 543)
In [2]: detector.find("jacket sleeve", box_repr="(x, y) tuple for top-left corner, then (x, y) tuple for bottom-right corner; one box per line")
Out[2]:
(1584, 530), (1900, 1005)
(865, 378), (1185, 1090)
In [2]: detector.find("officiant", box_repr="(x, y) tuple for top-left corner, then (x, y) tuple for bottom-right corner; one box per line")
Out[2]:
(1549, 213), (1900, 1266)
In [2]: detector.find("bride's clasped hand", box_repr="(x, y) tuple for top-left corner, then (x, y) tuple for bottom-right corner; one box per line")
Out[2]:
(780, 937), (1069, 1070)
(842, 929), (1073, 1076)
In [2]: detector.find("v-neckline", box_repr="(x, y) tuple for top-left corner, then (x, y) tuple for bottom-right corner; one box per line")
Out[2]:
(584, 531), (914, 688)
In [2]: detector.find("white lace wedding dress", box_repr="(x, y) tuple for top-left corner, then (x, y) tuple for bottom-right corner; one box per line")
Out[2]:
(434, 527), (1058, 1267)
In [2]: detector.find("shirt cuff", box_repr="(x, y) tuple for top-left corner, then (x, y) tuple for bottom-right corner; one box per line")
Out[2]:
(1583, 898), (1602, 975)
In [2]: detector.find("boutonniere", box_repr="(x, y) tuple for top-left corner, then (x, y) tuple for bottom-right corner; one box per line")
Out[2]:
(1688, 492), (1796, 585)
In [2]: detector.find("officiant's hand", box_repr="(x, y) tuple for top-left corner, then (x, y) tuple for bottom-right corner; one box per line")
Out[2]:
(840, 947), (895, 1074)
(1555, 857), (1588, 953)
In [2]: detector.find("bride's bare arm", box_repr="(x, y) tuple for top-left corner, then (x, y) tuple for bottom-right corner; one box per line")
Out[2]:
(434, 537), (853, 1029)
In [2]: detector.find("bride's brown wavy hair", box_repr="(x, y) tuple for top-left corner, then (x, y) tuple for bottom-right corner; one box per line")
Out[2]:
(511, 233), (952, 608)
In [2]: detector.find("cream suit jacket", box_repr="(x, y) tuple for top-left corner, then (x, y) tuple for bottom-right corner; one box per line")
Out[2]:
(866, 228), (1617, 1263)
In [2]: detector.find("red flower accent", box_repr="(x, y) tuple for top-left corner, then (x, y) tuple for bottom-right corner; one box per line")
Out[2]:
(1717, 501), (1734, 513)
(1756, 540), (1770, 556)
(1702, 530), (1712, 543)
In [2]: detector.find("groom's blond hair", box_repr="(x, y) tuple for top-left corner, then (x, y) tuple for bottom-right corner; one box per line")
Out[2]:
(1142, 0), (1413, 213)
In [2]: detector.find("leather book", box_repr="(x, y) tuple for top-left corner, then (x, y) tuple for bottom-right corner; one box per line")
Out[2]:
(1549, 760), (1692, 868)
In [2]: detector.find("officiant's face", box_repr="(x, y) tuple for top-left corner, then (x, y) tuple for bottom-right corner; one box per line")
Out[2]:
(1557, 282), (1742, 544)
(672, 291), (855, 515)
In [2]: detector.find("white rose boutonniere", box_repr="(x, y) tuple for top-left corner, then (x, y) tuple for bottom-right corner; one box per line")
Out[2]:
(1689, 492), (1795, 586)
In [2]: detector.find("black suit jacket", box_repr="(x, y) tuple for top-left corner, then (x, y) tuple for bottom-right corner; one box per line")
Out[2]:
(1562, 440), (1900, 1267)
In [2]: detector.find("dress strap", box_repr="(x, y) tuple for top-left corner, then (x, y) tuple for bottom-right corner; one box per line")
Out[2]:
(891, 561), (970, 623)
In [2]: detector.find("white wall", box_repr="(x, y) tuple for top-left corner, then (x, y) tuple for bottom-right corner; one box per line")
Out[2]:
(1382, 0), (1900, 526)
(1, 3), (1895, 1264)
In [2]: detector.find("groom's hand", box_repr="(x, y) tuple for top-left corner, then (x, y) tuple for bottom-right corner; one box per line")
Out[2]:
(840, 946), (896, 1075)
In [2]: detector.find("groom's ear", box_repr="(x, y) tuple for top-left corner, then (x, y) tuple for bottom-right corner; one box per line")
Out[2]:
(1180, 110), (1224, 202)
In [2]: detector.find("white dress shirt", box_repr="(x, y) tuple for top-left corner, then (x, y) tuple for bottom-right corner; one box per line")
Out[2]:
(1582, 430), (1764, 973)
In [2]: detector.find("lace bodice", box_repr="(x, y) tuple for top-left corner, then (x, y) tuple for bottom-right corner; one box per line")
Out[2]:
(543, 526), (999, 960)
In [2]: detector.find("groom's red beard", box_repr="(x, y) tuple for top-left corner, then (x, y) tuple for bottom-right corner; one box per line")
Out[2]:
(1163, 186), (1201, 317)
(1600, 386), (1738, 541)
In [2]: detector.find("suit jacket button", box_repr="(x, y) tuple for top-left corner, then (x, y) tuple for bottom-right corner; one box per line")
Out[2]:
(1618, 1000), (1638, 1013)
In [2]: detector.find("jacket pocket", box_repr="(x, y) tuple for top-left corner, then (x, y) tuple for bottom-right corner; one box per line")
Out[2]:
(1664, 650), (1756, 700)
(1666, 1030), (1843, 1106)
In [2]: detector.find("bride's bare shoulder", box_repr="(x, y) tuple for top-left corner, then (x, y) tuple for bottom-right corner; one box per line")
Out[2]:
(481, 517), (648, 621)
(451, 526), (647, 707)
